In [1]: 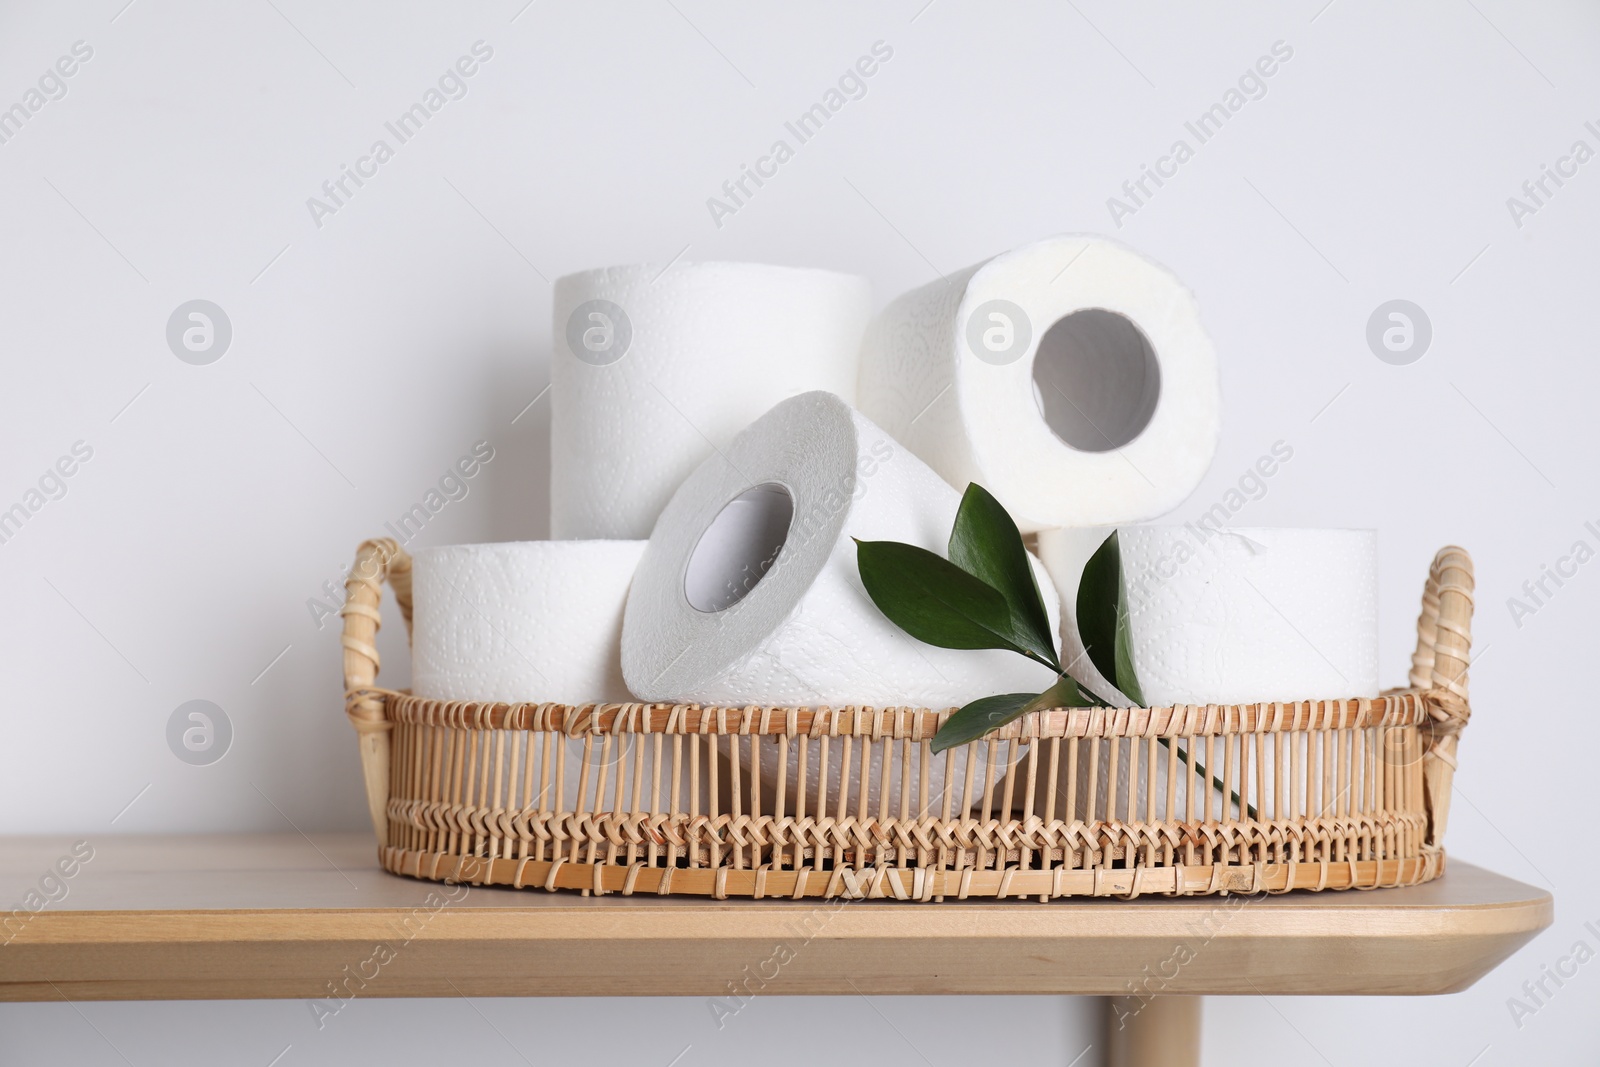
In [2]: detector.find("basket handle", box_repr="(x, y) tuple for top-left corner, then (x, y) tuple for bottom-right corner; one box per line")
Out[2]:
(1409, 545), (1474, 848)
(339, 538), (413, 846)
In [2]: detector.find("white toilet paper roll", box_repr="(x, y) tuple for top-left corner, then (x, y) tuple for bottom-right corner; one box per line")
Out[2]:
(1037, 526), (1380, 707)
(623, 391), (1062, 813)
(411, 540), (646, 704)
(623, 390), (1059, 707)
(857, 234), (1221, 533)
(551, 262), (871, 540)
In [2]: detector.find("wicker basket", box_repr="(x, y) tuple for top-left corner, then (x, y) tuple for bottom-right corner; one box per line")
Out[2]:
(339, 541), (1473, 901)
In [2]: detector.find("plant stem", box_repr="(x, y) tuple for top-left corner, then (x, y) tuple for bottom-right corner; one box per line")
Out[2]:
(1021, 648), (1062, 673)
(1157, 736), (1256, 822)
(1075, 684), (1257, 821)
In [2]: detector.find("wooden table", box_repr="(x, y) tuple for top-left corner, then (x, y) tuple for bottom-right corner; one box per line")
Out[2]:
(0, 834), (1551, 1066)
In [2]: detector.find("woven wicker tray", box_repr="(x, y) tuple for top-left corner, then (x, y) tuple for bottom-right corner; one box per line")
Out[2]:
(339, 541), (1473, 901)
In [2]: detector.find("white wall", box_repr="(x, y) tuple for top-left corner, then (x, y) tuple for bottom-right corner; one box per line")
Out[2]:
(2, 0), (1595, 1063)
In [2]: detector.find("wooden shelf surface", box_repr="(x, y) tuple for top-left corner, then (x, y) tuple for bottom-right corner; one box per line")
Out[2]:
(0, 833), (1550, 1002)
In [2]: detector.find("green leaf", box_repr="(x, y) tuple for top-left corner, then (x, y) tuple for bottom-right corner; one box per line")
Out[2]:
(1019, 673), (1096, 715)
(947, 483), (1061, 671)
(855, 540), (1026, 654)
(930, 692), (1038, 754)
(931, 674), (1096, 754)
(1076, 532), (1120, 686)
(1077, 531), (1146, 706)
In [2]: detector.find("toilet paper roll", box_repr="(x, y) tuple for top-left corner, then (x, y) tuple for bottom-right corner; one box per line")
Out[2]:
(857, 234), (1221, 533)
(410, 540), (729, 817)
(411, 540), (646, 704)
(623, 391), (1061, 813)
(551, 262), (871, 540)
(1037, 526), (1380, 707)
(623, 390), (1059, 707)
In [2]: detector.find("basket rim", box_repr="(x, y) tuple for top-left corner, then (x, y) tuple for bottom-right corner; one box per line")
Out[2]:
(350, 686), (1438, 739)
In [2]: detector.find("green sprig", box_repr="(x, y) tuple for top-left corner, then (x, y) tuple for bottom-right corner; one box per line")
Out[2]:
(855, 483), (1254, 817)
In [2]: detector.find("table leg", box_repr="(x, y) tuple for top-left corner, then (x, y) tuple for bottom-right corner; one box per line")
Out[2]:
(1105, 995), (1201, 1067)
